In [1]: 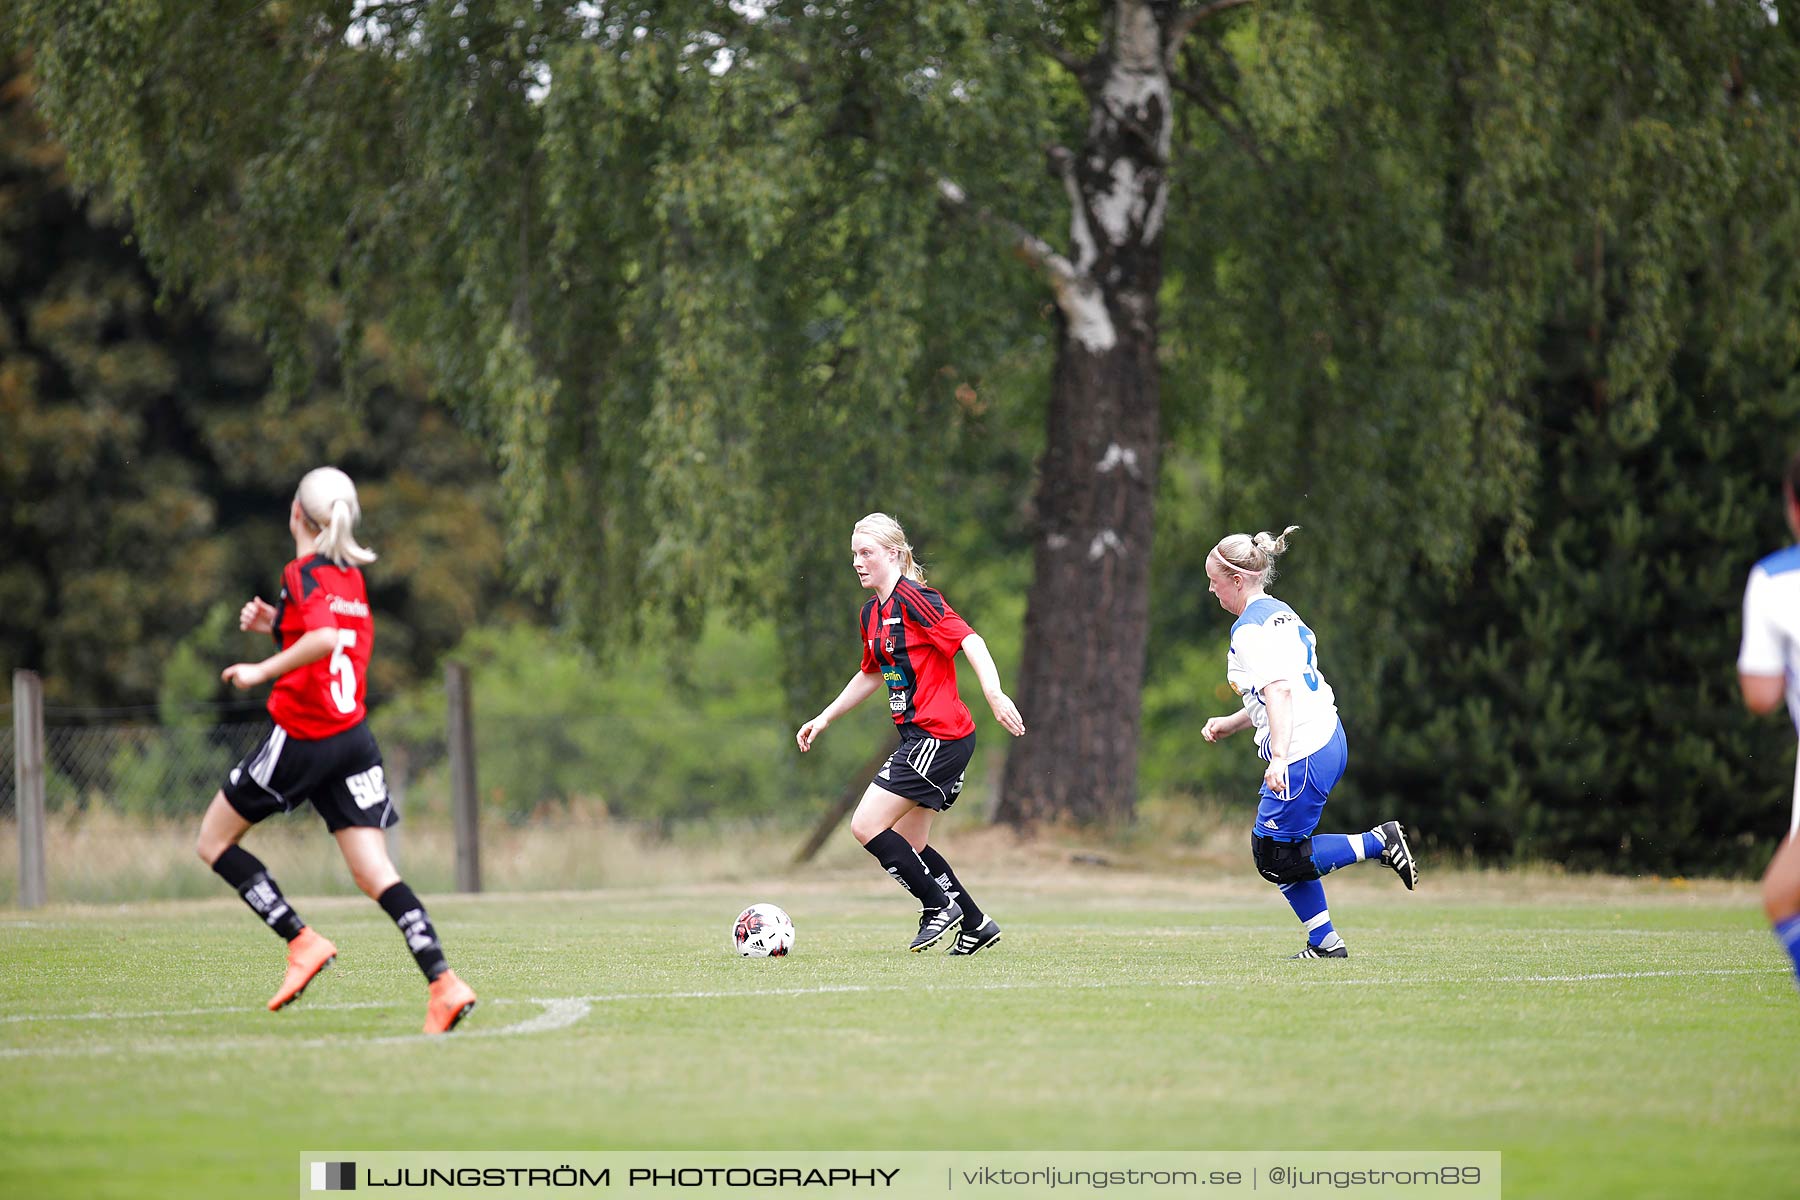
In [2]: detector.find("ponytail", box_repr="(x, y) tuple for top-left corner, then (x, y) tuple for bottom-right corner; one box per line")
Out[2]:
(296, 467), (377, 567)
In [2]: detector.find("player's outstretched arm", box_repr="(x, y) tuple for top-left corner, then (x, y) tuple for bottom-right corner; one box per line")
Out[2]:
(796, 670), (884, 751)
(958, 633), (1026, 737)
(1201, 710), (1252, 743)
(221, 627), (336, 690)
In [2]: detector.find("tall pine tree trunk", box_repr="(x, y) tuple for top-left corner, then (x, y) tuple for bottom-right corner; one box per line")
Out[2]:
(993, 1), (1173, 826)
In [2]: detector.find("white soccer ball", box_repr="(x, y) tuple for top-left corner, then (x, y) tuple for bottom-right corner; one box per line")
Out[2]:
(732, 903), (795, 957)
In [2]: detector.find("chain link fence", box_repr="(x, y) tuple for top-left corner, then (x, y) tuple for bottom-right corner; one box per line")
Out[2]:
(1, 691), (902, 906)
(0, 718), (271, 819)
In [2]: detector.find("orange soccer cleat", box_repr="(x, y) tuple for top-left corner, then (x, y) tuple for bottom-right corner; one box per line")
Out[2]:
(268, 927), (337, 1011)
(423, 970), (477, 1035)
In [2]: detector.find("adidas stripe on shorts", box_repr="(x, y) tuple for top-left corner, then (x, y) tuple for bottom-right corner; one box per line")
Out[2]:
(872, 729), (975, 812)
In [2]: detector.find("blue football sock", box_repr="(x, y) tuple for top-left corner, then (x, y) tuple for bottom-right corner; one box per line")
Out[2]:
(1774, 914), (1800, 991)
(1311, 831), (1385, 876)
(1279, 878), (1343, 950)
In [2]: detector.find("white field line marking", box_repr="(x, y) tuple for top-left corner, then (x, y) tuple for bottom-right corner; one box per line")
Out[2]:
(1112, 926), (1761, 938)
(1447, 968), (1780, 984)
(1516, 928), (1721, 936)
(485, 997), (592, 1036)
(343, 997), (595, 1046)
(0, 968), (1783, 1059)
(0, 999), (399, 1024)
(1, 966), (1780, 1023)
(1271, 968), (1787, 986)
(0, 997), (593, 1059)
(554, 967), (1784, 1001)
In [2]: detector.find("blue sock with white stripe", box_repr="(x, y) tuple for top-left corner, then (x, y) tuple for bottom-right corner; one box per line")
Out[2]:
(1774, 915), (1800, 991)
(1279, 878), (1344, 951)
(1311, 831), (1385, 877)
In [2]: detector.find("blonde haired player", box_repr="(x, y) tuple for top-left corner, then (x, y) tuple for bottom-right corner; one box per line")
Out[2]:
(1199, 525), (1417, 957)
(797, 514), (1025, 953)
(195, 467), (477, 1033)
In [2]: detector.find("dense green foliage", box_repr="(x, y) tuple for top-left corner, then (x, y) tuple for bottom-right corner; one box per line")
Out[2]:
(10, 4), (1800, 868)
(0, 64), (520, 710)
(1146, 1), (1800, 870)
(9, 2), (1059, 710)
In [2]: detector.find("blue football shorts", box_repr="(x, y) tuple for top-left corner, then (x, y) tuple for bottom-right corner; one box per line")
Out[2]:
(1252, 720), (1347, 841)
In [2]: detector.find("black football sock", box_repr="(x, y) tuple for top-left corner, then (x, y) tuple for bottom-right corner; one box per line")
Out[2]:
(211, 844), (306, 941)
(863, 830), (952, 908)
(377, 881), (450, 982)
(918, 844), (985, 926)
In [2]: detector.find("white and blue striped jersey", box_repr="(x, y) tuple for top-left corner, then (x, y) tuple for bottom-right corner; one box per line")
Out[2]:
(1739, 545), (1800, 734)
(1227, 597), (1339, 761)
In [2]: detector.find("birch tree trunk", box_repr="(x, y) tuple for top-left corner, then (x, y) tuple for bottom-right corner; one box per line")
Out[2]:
(994, 0), (1177, 826)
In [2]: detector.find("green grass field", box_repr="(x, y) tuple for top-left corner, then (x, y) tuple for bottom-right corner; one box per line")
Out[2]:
(2, 864), (1796, 1200)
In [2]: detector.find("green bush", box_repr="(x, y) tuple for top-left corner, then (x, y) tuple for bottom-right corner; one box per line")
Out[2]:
(376, 620), (903, 827)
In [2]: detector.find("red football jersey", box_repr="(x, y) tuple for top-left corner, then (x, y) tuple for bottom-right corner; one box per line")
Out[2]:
(266, 555), (374, 739)
(859, 579), (976, 738)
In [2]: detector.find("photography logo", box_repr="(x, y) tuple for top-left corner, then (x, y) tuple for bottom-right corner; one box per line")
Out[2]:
(310, 1161), (356, 1191)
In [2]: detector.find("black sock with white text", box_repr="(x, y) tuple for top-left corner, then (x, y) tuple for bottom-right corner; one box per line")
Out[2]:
(863, 830), (951, 908)
(211, 844), (306, 941)
(919, 845), (985, 926)
(377, 881), (449, 982)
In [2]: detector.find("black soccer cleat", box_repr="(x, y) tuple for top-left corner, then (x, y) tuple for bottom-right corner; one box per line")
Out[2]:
(909, 900), (964, 952)
(946, 914), (1002, 956)
(1377, 820), (1418, 890)
(1291, 943), (1349, 959)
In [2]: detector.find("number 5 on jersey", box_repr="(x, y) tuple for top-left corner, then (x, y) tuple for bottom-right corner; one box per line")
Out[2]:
(329, 630), (359, 714)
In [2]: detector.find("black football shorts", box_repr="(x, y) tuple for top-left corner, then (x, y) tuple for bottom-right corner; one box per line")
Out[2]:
(221, 721), (397, 832)
(871, 729), (975, 812)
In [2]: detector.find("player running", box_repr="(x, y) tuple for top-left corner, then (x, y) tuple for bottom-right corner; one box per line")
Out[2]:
(194, 467), (477, 1033)
(1198, 525), (1417, 958)
(796, 513), (1026, 953)
(1736, 449), (1800, 994)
